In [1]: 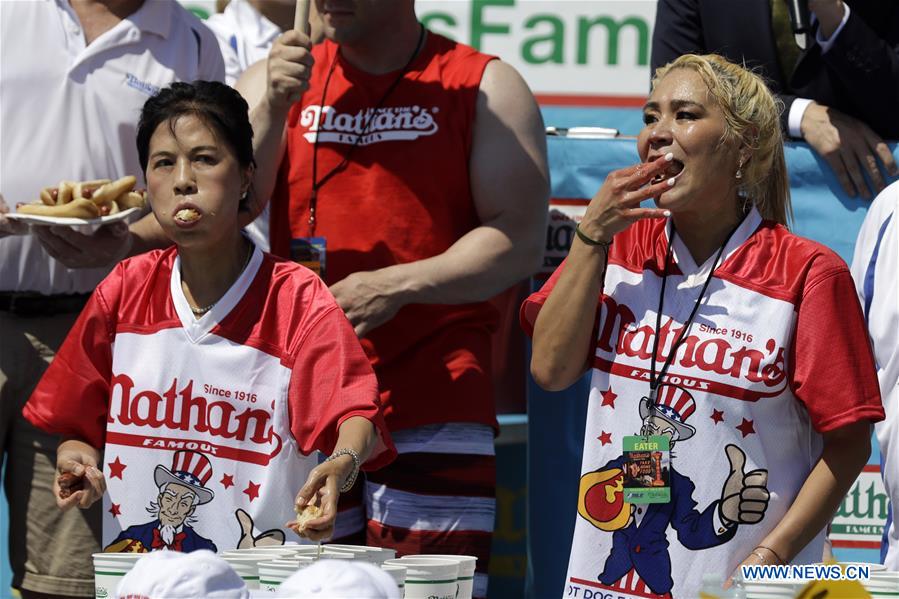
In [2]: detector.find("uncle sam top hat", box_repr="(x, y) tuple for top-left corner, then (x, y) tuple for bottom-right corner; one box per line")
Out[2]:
(154, 450), (215, 505)
(639, 383), (697, 441)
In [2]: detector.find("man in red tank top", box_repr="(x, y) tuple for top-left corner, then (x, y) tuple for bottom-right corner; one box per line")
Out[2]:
(236, 2), (548, 595)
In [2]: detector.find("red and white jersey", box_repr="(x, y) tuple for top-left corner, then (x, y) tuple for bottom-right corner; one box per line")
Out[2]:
(25, 245), (394, 553)
(522, 208), (883, 598)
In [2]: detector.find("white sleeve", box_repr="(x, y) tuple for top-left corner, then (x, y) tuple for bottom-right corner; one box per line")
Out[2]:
(203, 15), (242, 87)
(787, 98), (814, 138)
(850, 183), (899, 559)
(194, 22), (227, 83)
(816, 2), (852, 54)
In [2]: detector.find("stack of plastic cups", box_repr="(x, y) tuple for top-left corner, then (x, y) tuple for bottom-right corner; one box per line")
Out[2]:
(324, 544), (396, 564)
(407, 555), (477, 599)
(384, 557), (458, 599)
(92, 552), (145, 599)
(289, 546), (357, 560)
(865, 570), (899, 597)
(257, 556), (316, 592)
(222, 547), (304, 587)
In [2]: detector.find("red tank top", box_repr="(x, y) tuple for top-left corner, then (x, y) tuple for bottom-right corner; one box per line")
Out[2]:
(271, 33), (499, 432)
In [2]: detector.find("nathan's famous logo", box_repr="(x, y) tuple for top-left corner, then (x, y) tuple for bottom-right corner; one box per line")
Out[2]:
(107, 374), (273, 444)
(597, 296), (787, 389)
(300, 104), (439, 145)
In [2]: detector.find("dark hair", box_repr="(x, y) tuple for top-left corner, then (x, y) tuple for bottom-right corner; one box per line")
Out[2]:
(136, 80), (255, 176)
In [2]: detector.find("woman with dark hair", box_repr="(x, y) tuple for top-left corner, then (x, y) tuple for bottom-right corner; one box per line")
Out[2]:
(524, 55), (883, 596)
(23, 81), (395, 551)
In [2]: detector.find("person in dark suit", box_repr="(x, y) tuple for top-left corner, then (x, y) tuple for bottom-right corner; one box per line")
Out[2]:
(652, 0), (899, 199)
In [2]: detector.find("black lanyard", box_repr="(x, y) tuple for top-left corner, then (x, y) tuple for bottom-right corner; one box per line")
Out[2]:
(307, 25), (426, 235)
(647, 216), (745, 405)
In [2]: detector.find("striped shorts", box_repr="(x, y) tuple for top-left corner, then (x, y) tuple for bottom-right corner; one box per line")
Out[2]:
(334, 422), (496, 598)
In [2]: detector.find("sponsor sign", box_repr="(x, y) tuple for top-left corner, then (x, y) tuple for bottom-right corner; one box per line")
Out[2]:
(831, 465), (888, 550)
(179, 0), (658, 104)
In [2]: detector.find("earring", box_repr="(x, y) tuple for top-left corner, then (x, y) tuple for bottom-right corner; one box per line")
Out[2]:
(735, 163), (744, 179)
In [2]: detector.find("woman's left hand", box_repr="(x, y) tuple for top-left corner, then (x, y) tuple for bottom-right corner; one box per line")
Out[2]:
(286, 457), (353, 541)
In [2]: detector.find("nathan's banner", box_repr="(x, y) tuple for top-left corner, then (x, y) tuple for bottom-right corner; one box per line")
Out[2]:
(419, 0), (655, 103)
(831, 465), (889, 552)
(180, 0), (657, 104)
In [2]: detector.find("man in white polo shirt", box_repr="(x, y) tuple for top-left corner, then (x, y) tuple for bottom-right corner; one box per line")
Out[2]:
(0, 1), (224, 596)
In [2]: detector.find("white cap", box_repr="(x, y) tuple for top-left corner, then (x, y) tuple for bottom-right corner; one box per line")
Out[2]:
(275, 559), (399, 598)
(115, 550), (250, 599)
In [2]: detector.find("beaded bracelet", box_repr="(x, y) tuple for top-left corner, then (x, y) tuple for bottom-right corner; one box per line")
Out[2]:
(325, 448), (361, 493)
(575, 224), (613, 249)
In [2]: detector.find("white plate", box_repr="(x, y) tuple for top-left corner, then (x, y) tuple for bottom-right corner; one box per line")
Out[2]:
(8, 207), (141, 233)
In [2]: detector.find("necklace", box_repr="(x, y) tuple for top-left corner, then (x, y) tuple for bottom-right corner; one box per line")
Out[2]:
(307, 24), (427, 234)
(189, 243), (254, 317)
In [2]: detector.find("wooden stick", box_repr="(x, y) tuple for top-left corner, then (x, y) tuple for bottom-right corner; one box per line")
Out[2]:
(294, 0), (311, 34)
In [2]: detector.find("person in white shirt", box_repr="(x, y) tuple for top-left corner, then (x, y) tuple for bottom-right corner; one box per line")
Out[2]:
(206, 0), (292, 86)
(0, 1), (224, 596)
(851, 181), (899, 569)
(204, 0), (323, 251)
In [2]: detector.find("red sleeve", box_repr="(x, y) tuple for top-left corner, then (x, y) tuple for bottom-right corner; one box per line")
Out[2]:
(519, 259), (568, 338)
(790, 267), (885, 432)
(519, 257), (606, 345)
(22, 289), (114, 449)
(288, 306), (396, 470)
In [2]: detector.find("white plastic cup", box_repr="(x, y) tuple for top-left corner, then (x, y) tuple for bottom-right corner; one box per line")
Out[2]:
(92, 552), (144, 599)
(221, 547), (299, 559)
(866, 571), (899, 597)
(384, 557), (458, 599)
(290, 545), (356, 558)
(403, 555), (477, 599)
(380, 564), (407, 596)
(323, 544), (396, 563)
(220, 554), (270, 589)
(257, 557), (315, 593)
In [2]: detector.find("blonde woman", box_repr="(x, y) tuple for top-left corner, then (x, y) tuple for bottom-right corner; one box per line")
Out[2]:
(524, 54), (883, 597)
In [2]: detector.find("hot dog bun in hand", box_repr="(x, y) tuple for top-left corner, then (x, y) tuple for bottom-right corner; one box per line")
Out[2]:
(290, 503), (323, 535)
(17, 176), (146, 219)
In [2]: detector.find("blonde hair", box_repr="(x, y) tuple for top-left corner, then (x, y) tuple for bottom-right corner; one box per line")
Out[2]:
(652, 54), (792, 226)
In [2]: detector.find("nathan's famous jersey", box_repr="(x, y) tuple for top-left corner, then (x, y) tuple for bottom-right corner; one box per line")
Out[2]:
(522, 208), (883, 599)
(25, 245), (394, 553)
